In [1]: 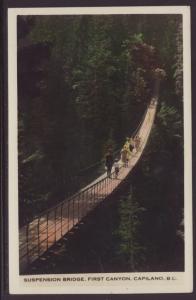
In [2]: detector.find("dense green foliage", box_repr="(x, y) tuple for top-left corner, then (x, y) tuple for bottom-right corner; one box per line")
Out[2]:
(18, 15), (167, 224)
(18, 14), (184, 272)
(113, 188), (146, 271)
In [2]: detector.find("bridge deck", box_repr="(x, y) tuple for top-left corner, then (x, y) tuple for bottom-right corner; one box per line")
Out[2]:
(19, 101), (157, 272)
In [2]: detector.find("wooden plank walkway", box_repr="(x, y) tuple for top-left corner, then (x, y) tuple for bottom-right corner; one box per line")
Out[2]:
(19, 100), (157, 272)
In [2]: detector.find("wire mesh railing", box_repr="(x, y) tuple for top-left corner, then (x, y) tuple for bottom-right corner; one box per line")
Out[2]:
(61, 101), (151, 196)
(19, 98), (158, 272)
(19, 167), (123, 269)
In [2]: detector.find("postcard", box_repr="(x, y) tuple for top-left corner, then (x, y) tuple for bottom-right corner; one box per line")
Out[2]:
(8, 6), (192, 294)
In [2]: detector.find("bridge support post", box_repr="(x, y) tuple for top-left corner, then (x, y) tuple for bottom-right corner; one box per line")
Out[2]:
(72, 197), (75, 227)
(78, 193), (80, 222)
(37, 218), (40, 258)
(46, 213), (49, 250)
(68, 200), (70, 231)
(26, 223), (29, 265)
(60, 203), (63, 237)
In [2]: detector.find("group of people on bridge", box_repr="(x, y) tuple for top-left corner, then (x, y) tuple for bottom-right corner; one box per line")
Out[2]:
(105, 135), (141, 179)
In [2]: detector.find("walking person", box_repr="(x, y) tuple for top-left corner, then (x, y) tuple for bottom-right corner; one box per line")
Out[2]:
(105, 150), (114, 178)
(135, 135), (141, 151)
(121, 146), (129, 167)
(129, 137), (135, 152)
(114, 158), (120, 179)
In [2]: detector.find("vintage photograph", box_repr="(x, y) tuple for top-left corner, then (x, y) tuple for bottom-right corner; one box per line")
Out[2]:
(8, 6), (192, 294)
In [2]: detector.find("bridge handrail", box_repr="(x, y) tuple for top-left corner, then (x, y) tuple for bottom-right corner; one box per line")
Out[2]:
(77, 103), (150, 173)
(20, 100), (158, 271)
(20, 165), (126, 259)
(21, 142), (150, 256)
(25, 101), (153, 225)
(26, 163), (122, 226)
(22, 104), (155, 246)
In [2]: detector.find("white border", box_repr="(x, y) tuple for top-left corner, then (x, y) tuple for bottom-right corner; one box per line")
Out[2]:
(8, 6), (192, 294)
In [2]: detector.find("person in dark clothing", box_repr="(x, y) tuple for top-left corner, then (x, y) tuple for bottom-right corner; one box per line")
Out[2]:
(105, 151), (114, 178)
(129, 143), (134, 152)
(114, 158), (120, 179)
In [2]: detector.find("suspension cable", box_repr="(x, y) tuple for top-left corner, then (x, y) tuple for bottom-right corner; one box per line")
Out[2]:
(76, 102), (151, 176)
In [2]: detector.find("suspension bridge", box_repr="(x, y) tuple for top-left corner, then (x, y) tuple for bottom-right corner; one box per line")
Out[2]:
(19, 95), (159, 273)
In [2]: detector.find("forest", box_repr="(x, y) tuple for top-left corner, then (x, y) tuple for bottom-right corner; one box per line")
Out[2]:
(18, 14), (184, 272)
